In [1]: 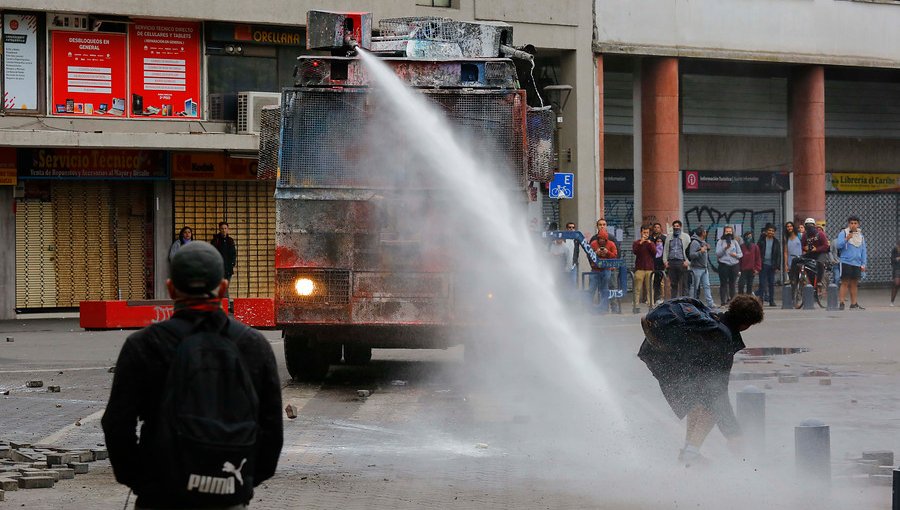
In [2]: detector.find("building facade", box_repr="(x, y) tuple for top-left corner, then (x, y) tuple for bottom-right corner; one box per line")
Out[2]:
(2, 1), (898, 319)
(0, 0), (596, 318)
(590, 0), (900, 286)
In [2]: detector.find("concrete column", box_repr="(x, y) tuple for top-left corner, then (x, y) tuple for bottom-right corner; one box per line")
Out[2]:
(640, 57), (680, 227)
(790, 65), (826, 224)
(0, 187), (14, 319)
(153, 181), (173, 299)
(632, 61), (643, 235)
(596, 54), (605, 218)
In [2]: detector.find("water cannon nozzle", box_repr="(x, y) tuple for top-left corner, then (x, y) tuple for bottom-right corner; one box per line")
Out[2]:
(500, 45), (534, 62)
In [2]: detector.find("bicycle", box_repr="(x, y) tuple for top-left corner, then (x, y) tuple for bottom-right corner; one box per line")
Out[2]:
(791, 258), (833, 309)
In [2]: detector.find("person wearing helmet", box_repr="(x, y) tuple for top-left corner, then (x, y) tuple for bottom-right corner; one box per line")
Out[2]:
(789, 218), (830, 289)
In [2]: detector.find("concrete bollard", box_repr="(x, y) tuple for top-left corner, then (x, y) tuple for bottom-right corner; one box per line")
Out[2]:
(826, 283), (839, 311)
(893, 468), (900, 510)
(795, 419), (831, 485)
(802, 284), (816, 310)
(736, 386), (766, 452)
(782, 285), (794, 309)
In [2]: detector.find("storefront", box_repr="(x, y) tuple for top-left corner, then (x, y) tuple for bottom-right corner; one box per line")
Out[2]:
(826, 172), (900, 284)
(171, 152), (275, 298)
(682, 170), (790, 284)
(14, 148), (164, 311)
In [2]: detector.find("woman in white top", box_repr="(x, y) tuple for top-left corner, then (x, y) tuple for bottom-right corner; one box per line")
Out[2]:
(168, 226), (193, 263)
(784, 221), (802, 273)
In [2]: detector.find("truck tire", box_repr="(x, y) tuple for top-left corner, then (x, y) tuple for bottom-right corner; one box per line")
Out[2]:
(284, 333), (330, 381)
(344, 345), (372, 365)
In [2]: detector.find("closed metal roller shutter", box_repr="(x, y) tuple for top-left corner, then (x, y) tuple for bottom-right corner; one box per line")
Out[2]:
(16, 182), (153, 310)
(826, 81), (900, 138)
(683, 192), (784, 285)
(682, 74), (787, 137)
(15, 199), (57, 309)
(826, 192), (900, 284)
(174, 181), (275, 298)
(604, 72), (633, 135)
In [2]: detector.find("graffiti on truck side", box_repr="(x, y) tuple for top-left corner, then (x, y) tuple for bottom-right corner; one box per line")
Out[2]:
(683, 206), (777, 274)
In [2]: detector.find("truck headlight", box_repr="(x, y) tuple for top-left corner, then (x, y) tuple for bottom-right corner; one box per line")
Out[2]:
(294, 278), (315, 296)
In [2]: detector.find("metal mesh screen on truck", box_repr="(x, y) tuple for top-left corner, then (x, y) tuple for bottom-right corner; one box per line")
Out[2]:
(257, 105), (281, 181)
(526, 106), (555, 183)
(278, 87), (526, 189)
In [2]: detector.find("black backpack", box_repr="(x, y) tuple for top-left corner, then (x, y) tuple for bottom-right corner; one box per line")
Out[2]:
(152, 316), (259, 505)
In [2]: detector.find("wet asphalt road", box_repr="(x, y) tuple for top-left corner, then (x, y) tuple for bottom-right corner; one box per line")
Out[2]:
(1, 297), (898, 509)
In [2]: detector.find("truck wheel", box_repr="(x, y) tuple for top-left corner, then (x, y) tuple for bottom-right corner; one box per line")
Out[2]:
(344, 345), (372, 365)
(284, 334), (330, 381)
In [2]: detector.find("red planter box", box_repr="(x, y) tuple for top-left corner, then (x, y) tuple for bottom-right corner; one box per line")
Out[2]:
(232, 298), (275, 328)
(79, 300), (227, 330)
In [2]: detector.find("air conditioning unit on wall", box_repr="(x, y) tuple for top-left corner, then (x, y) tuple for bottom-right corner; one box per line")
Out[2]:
(237, 92), (281, 134)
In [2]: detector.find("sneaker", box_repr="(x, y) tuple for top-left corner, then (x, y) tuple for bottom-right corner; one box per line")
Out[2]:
(678, 448), (708, 468)
(850, 303), (865, 310)
(892, 302), (896, 307)
(839, 302), (845, 311)
(767, 302), (777, 307)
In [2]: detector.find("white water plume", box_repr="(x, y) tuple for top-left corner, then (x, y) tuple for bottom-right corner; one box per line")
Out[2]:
(350, 50), (859, 509)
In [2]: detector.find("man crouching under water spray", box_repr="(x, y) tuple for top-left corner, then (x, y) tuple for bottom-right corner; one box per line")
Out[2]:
(638, 294), (765, 466)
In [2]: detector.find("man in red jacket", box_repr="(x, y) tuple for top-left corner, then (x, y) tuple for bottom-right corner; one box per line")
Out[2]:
(790, 218), (830, 287)
(738, 231), (761, 294)
(633, 225), (657, 309)
(588, 222), (618, 314)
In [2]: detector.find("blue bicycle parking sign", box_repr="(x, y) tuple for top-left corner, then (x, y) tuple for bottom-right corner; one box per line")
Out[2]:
(549, 172), (574, 199)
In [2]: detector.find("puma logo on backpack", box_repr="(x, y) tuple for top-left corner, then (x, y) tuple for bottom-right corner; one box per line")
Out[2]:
(153, 317), (259, 505)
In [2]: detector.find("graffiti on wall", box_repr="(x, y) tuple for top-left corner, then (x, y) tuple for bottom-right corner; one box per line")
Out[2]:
(604, 198), (634, 241)
(683, 206), (777, 274)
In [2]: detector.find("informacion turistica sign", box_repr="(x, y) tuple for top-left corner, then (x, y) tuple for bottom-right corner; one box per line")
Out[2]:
(549, 172), (574, 199)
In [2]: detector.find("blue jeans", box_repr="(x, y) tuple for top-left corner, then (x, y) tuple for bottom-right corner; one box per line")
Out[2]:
(586, 271), (611, 313)
(758, 263), (776, 304)
(690, 267), (714, 307)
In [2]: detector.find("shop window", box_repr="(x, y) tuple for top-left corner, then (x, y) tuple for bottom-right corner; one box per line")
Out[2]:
(417, 0), (453, 6)
(2, 12), (46, 115)
(206, 22), (306, 121)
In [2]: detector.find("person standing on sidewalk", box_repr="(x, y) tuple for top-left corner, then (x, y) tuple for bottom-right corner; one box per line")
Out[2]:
(211, 222), (237, 284)
(738, 231), (761, 295)
(664, 220), (691, 298)
(715, 225), (742, 305)
(688, 227), (716, 308)
(649, 222), (667, 304)
(565, 222), (581, 288)
(891, 240), (900, 307)
(168, 226), (193, 265)
(835, 215), (868, 310)
(588, 233), (618, 314)
(756, 224), (781, 307)
(211, 222), (237, 302)
(102, 242), (283, 509)
(784, 221), (802, 278)
(633, 225), (657, 310)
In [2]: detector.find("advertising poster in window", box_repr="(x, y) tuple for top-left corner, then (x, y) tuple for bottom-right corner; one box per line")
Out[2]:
(50, 31), (127, 117)
(129, 20), (201, 118)
(3, 14), (39, 110)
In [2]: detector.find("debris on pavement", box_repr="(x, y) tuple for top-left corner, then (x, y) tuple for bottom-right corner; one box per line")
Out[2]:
(284, 404), (299, 419)
(25, 381), (43, 388)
